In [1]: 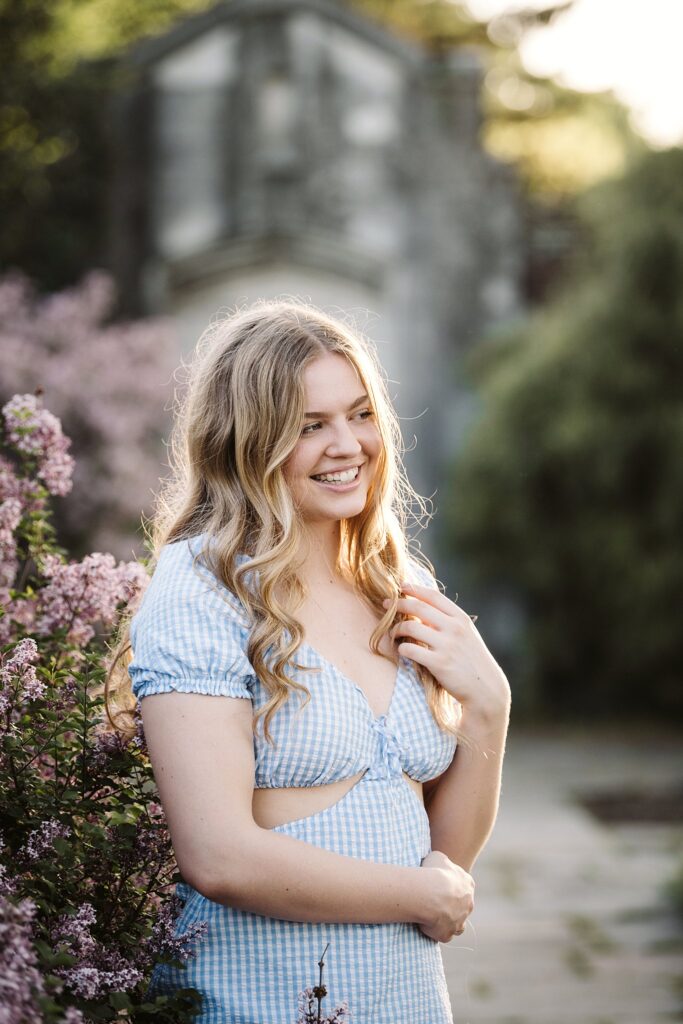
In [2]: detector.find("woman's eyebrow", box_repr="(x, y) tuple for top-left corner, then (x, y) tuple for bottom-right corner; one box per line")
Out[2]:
(304, 393), (369, 418)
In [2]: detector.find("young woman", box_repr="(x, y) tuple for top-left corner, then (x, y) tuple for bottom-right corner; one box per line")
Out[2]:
(110, 299), (511, 1023)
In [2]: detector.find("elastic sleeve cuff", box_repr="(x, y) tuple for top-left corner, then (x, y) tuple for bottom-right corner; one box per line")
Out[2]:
(131, 671), (252, 701)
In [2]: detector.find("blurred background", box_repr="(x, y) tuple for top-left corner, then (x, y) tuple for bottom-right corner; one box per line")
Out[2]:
(1, 0), (681, 1018)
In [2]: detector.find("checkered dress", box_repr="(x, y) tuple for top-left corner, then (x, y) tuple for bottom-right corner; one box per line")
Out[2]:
(129, 535), (457, 1023)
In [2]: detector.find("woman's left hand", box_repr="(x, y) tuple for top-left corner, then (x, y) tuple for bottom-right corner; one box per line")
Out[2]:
(384, 583), (511, 720)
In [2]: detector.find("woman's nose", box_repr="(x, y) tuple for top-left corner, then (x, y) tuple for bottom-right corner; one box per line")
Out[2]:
(326, 419), (363, 455)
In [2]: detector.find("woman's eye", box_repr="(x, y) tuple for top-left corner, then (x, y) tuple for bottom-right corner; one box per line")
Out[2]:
(301, 410), (373, 436)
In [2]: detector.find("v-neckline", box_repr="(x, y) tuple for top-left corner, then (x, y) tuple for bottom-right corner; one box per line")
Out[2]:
(301, 640), (403, 722)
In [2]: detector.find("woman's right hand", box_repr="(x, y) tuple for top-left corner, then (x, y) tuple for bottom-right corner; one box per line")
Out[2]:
(417, 850), (475, 942)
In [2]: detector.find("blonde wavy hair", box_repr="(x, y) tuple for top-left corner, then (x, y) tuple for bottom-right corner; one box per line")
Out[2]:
(105, 298), (463, 748)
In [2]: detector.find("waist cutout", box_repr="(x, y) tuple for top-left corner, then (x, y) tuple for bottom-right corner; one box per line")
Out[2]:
(252, 769), (423, 830)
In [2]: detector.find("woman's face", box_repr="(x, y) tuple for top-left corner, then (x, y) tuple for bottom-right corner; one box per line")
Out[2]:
(283, 351), (383, 524)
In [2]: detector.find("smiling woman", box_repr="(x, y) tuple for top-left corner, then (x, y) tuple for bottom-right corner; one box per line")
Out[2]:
(106, 297), (510, 1024)
(284, 356), (382, 517)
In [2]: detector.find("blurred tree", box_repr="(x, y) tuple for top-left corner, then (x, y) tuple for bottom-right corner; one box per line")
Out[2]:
(349, 1), (642, 198)
(445, 146), (683, 720)
(0, 0), (212, 292)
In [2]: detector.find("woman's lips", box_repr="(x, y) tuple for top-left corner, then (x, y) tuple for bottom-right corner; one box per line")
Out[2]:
(310, 466), (362, 491)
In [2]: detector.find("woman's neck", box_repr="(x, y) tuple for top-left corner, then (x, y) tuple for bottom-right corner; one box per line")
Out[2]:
(297, 521), (346, 586)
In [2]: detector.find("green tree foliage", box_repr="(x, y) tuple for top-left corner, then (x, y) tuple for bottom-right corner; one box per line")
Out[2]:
(445, 147), (683, 720)
(0, 0), (212, 291)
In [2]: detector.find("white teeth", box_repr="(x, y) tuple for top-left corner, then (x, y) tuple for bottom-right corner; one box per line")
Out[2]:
(312, 467), (359, 484)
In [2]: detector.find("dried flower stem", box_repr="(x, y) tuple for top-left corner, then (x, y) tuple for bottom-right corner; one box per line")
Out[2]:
(315, 942), (330, 1023)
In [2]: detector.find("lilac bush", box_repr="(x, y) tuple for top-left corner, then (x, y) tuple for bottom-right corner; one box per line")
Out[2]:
(0, 392), (204, 1022)
(0, 270), (177, 560)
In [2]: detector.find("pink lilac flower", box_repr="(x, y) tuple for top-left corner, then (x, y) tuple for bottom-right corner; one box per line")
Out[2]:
(92, 729), (128, 763)
(0, 455), (21, 503)
(132, 821), (171, 864)
(1, 394), (74, 496)
(52, 903), (144, 999)
(35, 551), (149, 645)
(0, 864), (17, 898)
(58, 962), (142, 1001)
(0, 895), (47, 1024)
(0, 271), (177, 561)
(131, 701), (146, 751)
(0, 572), (20, 644)
(2, 637), (39, 673)
(0, 486), (22, 629)
(145, 892), (208, 964)
(60, 1009), (87, 1023)
(0, 835), (18, 898)
(0, 637), (44, 711)
(0, 453), (46, 514)
(91, 722), (150, 770)
(116, 560), (150, 612)
(6, 598), (36, 630)
(20, 819), (71, 861)
(38, 442), (75, 496)
(0, 497), (22, 541)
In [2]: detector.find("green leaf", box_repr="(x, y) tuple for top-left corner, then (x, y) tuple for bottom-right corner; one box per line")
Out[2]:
(109, 991), (133, 1011)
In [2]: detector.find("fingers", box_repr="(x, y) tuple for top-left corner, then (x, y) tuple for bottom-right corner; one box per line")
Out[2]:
(393, 640), (439, 671)
(400, 582), (459, 618)
(397, 587), (477, 630)
(390, 617), (437, 647)
(389, 594), (449, 629)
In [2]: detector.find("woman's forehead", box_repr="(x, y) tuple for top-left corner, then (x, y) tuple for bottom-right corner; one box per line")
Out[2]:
(302, 352), (364, 405)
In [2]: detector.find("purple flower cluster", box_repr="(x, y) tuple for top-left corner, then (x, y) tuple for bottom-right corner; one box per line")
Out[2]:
(0, 452), (45, 517)
(60, 1009), (87, 1023)
(0, 497), (26, 633)
(90, 728), (129, 768)
(0, 394), (149, 646)
(2, 393), (74, 497)
(146, 892), (208, 963)
(0, 895), (47, 1024)
(0, 835), (17, 899)
(0, 495), (22, 543)
(51, 903), (143, 999)
(0, 637), (43, 713)
(20, 819), (72, 862)
(296, 987), (352, 1023)
(0, 269), (176, 560)
(34, 552), (149, 646)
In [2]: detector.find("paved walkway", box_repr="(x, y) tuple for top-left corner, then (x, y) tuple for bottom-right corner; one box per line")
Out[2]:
(440, 722), (683, 1024)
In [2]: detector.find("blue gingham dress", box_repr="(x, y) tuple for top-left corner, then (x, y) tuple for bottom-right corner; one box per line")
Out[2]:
(128, 535), (457, 1024)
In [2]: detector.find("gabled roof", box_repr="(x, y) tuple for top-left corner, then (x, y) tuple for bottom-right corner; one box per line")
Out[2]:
(126, 0), (424, 69)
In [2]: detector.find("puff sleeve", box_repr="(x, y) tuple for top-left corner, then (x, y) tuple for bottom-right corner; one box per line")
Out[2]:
(128, 537), (255, 701)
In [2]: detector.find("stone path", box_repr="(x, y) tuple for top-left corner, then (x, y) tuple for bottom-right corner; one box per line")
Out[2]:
(440, 722), (683, 1024)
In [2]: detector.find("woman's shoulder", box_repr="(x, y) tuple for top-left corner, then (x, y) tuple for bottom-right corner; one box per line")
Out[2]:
(404, 552), (440, 592)
(133, 532), (250, 630)
(128, 533), (255, 701)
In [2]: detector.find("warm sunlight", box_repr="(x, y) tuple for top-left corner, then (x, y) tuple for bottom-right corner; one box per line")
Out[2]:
(464, 0), (683, 147)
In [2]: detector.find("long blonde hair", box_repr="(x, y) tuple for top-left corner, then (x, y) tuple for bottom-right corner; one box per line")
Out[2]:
(105, 298), (463, 746)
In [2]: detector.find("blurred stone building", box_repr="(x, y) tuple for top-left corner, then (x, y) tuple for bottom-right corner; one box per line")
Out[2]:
(110, 0), (524, 573)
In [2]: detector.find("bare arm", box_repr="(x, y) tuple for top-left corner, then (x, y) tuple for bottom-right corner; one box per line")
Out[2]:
(389, 576), (512, 876)
(141, 691), (456, 927)
(427, 704), (510, 873)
